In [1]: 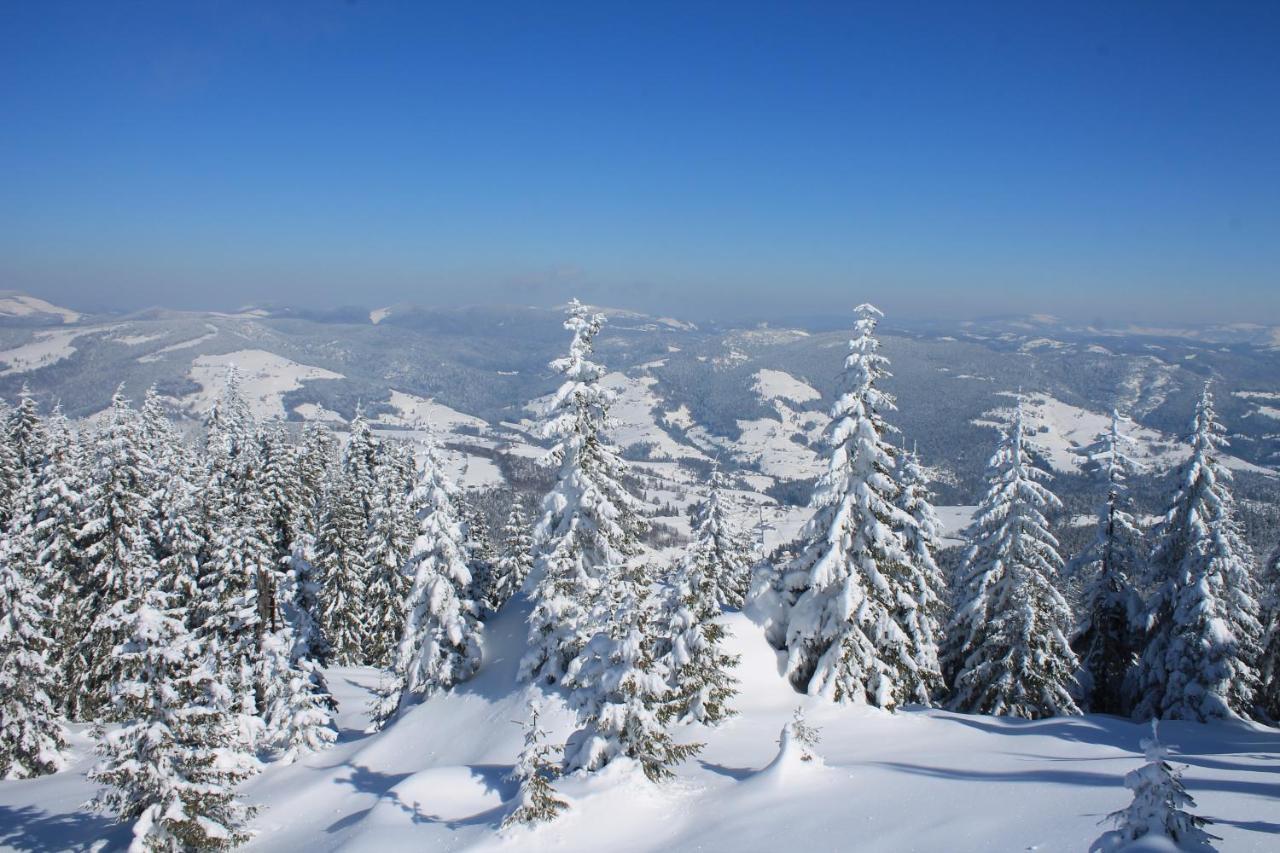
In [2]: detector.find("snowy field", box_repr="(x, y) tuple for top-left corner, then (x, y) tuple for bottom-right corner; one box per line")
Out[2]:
(4, 602), (1277, 853)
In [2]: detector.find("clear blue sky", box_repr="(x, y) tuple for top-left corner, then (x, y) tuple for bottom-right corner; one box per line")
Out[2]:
(2, 1), (1278, 323)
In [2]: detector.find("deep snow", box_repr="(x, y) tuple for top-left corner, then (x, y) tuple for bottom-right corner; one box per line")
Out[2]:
(2, 602), (1278, 852)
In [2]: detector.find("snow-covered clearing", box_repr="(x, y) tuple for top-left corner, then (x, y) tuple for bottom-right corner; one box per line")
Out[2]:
(136, 324), (220, 362)
(0, 326), (120, 375)
(378, 390), (490, 433)
(975, 393), (1275, 477)
(751, 369), (820, 404)
(0, 330), (86, 376)
(186, 350), (344, 421)
(599, 373), (710, 463)
(3, 602), (1276, 852)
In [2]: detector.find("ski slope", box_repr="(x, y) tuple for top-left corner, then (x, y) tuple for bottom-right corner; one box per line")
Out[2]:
(2, 602), (1277, 852)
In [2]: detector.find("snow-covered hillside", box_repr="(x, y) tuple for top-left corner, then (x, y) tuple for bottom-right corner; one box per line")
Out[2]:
(4, 601), (1277, 852)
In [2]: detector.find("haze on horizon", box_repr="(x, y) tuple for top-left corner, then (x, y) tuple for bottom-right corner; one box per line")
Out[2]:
(2, 2), (1278, 326)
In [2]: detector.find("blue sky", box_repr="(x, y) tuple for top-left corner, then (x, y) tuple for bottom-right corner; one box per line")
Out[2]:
(2, 2), (1278, 323)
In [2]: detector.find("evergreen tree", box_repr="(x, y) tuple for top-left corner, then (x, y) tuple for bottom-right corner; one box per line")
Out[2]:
(363, 447), (416, 667)
(75, 388), (161, 719)
(563, 559), (701, 781)
(891, 446), (947, 705)
(288, 423), (338, 665)
(461, 490), (498, 617)
(780, 304), (924, 708)
(686, 469), (753, 611)
(0, 526), (68, 779)
(373, 438), (482, 726)
(663, 497), (742, 724)
(521, 300), (648, 685)
(1100, 721), (1217, 851)
(257, 628), (337, 764)
(0, 400), (23, 531)
(1070, 410), (1145, 716)
(1258, 543), (1280, 720)
(944, 399), (1080, 719)
(502, 700), (568, 828)
(26, 406), (86, 717)
(7, 383), (46, 475)
(487, 500), (534, 614)
(138, 385), (182, 481)
(1133, 384), (1262, 722)
(315, 466), (371, 665)
(89, 582), (257, 851)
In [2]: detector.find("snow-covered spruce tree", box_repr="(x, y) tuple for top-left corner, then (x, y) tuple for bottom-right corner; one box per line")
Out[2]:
(1133, 384), (1262, 722)
(7, 383), (46, 475)
(363, 444), (416, 667)
(372, 437), (482, 727)
(563, 558), (701, 781)
(486, 499), (535, 614)
(25, 406), (86, 716)
(257, 627), (337, 764)
(75, 388), (161, 719)
(502, 699), (568, 829)
(780, 304), (925, 708)
(0, 400), (21, 528)
(461, 491), (499, 618)
(89, 581), (257, 851)
(138, 385), (182, 482)
(203, 447), (276, 732)
(1258, 544), (1280, 720)
(1069, 410), (1146, 716)
(1099, 720), (1217, 851)
(891, 445), (947, 705)
(0, 524), (68, 779)
(315, 464), (372, 665)
(287, 422), (339, 665)
(663, 506), (742, 725)
(944, 398), (1080, 719)
(685, 468), (754, 611)
(520, 300), (647, 685)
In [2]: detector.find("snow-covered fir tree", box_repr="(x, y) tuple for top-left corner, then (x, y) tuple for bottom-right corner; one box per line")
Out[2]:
(461, 490), (498, 617)
(502, 699), (568, 829)
(685, 468), (753, 611)
(944, 398), (1080, 719)
(25, 405), (86, 717)
(1133, 384), (1262, 722)
(7, 384), (47, 475)
(0, 524), (68, 779)
(780, 304), (926, 708)
(0, 400), (20, 527)
(75, 388), (161, 719)
(521, 300), (647, 685)
(288, 423), (339, 665)
(257, 627), (337, 764)
(563, 559), (700, 781)
(486, 499), (535, 614)
(891, 445), (947, 705)
(663, 496), (742, 725)
(1256, 542), (1280, 720)
(315, 464), (372, 665)
(362, 446), (416, 667)
(89, 580), (258, 851)
(373, 436), (482, 726)
(1100, 720), (1217, 851)
(1070, 410), (1146, 716)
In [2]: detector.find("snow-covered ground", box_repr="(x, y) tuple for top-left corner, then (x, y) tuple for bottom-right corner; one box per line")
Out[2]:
(4, 601), (1276, 853)
(975, 392), (1275, 477)
(185, 350), (345, 421)
(0, 293), (82, 324)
